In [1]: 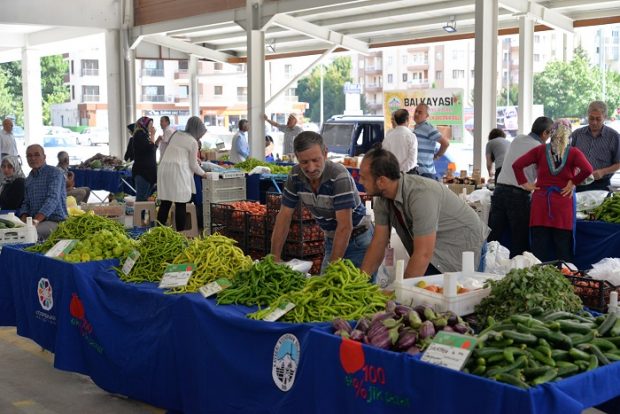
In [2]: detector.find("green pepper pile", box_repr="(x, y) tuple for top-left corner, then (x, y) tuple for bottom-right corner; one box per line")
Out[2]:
(233, 158), (291, 175)
(248, 259), (390, 323)
(466, 310), (620, 388)
(216, 255), (307, 306)
(591, 192), (620, 223)
(118, 226), (188, 283)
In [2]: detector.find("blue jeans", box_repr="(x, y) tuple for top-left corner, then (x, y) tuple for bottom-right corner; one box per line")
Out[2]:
(321, 225), (374, 274)
(134, 175), (153, 202)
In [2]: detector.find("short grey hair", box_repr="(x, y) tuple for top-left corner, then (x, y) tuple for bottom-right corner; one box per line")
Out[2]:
(293, 131), (326, 154)
(588, 101), (608, 116)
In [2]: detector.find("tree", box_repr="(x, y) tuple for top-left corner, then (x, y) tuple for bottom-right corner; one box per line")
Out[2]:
(0, 69), (17, 119)
(533, 47), (603, 119)
(497, 85), (518, 107)
(297, 57), (353, 123)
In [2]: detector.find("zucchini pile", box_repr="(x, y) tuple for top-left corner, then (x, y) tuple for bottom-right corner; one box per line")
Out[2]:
(465, 309), (620, 388)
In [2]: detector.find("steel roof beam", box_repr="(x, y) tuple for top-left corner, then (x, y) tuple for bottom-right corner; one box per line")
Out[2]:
(142, 35), (236, 63)
(499, 0), (573, 33)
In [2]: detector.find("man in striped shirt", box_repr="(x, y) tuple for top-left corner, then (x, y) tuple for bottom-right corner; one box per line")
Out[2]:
(413, 104), (450, 180)
(271, 131), (373, 273)
(570, 100), (620, 192)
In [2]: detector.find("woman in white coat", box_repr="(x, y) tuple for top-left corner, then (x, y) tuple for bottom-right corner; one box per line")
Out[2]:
(156, 116), (208, 230)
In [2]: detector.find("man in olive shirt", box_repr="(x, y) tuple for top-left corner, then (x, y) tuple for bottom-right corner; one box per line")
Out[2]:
(360, 147), (488, 278)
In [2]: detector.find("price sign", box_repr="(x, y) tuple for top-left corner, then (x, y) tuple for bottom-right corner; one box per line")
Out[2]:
(121, 250), (140, 275)
(45, 239), (78, 258)
(159, 263), (194, 289)
(421, 331), (477, 371)
(199, 278), (232, 298)
(263, 302), (296, 322)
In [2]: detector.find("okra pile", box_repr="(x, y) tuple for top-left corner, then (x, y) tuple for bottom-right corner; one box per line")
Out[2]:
(216, 255), (307, 306)
(466, 309), (620, 388)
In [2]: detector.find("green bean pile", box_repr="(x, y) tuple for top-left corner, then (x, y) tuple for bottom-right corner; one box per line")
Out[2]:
(118, 226), (188, 283)
(216, 255), (307, 306)
(26, 213), (126, 253)
(248, 259), (391, 323)
(167, 233), (252, 294)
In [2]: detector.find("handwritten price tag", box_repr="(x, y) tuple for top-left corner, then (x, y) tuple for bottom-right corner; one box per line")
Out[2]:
(263, 302), (295, 322)
(159, 263), (194, 289)
(421, 331), (477, 371)
(121, 250), (140, 275)
(199, 278), (232, 298)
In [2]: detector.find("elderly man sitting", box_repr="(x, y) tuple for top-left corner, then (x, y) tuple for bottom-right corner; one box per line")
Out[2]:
(19, 144), (67, 241)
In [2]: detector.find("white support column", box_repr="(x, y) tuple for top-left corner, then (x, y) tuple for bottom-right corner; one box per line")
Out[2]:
(189, 55), (200, 117)
(105, 30), (123, 157)
(247, 0), (265, 160)
(21, 48), (43, 146)
(563, 33), (574, 62)
(518, 16), (534, 135)
(120, 27), (136, 155)
(473, 0), (498, 177)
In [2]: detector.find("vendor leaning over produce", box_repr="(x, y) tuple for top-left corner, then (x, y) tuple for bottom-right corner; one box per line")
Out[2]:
(270, 131), (373, 273)
(18, 144), (68, 241)
(359, 146), (488, 278)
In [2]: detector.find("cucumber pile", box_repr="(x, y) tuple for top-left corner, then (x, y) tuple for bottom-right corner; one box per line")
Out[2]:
(465, 309), (620, 388)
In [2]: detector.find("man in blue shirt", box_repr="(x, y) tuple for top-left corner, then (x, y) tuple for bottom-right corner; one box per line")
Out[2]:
(413, 104), (450, 179)
(271, 131), (373, 273)
(19, 144), (67, 241)
(230, 119), (249, 163)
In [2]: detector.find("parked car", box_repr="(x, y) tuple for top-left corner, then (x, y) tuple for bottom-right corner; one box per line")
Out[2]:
(43, 135), (81, 164)
(44, 126), (81, 144)
(78, 127), (109, 146)
(320, 115), (384, 156)
(13, 125), (25, 146)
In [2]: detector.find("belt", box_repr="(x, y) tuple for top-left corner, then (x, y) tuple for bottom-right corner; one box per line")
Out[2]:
(351, 225), (369, 239)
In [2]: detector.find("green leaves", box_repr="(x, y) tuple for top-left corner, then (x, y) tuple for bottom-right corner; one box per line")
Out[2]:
(475, 265), (583, 323)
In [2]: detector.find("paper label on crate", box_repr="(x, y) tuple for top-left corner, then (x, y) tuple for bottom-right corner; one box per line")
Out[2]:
(121, 250), (140, 275)
(421, 331), (477, 371)
(199, 278), (232, 298)
(263, 302), (296, 322)
(159, 263), (194, 289)
(45, 239), (78, 258)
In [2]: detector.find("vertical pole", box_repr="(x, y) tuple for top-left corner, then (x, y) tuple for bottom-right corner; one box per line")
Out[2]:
(21, 48), (43, 146)
(189, 55), (200, 117)
(247, 0), (265, 160)
(518, 16), (534, 135)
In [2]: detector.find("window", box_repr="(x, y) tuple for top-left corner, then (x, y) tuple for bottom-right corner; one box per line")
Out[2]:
(71, 85), (75, 100)
(82, 85), (100, 102)
(178, 60), (189, 71)
(214, 62), (223, 70)
(214, 85), (223, 95)
(435, 70), (442, 80)
(142, 60), (164, 76)
(285, 88), (297, 101)
(237, 86), (247, 100)
(178, 85), (189, 97)
(236, 64), (245, 72)
(387, 74), (393, 83)
(534, 35), (541, 43)
(470, 70), (475, 78)
(284, 64), (293, 77)
(534, 54), (540, 62)
(70, 60), (74, 75)
(452, 69), (465, 79)
(142, 85), (165, 102)
(80, 59), (98, 76)
(387, 56), (393, 65)
(402, 55), (408, 65)
(402, 73), (408, 82)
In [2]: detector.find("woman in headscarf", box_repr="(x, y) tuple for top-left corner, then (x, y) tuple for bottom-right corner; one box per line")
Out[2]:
(124, 123), (136, 162)
(0, 155), (26, 210)
(512, 119), (593, 262)
(156, 116), (208, 231)
(131, 117), (157, 201)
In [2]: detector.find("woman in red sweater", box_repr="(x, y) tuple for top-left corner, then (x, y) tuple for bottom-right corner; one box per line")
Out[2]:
(512, 119), (593, 262)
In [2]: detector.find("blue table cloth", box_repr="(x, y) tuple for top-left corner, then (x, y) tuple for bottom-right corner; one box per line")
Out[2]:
(70, 168), (134, 195)
(574, 220), (620, 269)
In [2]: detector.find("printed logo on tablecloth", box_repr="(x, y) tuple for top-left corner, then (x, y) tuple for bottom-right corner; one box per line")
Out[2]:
(272, 333), (300, 392)
(37, 278), (53, 311)
(69, 293), (103, 354)
(338, 338), (411, 408)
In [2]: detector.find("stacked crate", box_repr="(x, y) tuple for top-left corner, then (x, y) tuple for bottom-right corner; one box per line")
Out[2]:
(266, 193), (324, 274)
(209, 201), (269, 260)
(202, 175), (246, 234)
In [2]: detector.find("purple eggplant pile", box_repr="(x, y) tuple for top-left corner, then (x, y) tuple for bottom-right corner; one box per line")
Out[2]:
(332, 301), (472, 355)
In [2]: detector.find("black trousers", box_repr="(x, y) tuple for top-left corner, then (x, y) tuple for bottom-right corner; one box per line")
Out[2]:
(576, 177), (611, 192)
(487, 184), (531, 258)
(530, 226), (573, 263)
(157, 200), (187, 231)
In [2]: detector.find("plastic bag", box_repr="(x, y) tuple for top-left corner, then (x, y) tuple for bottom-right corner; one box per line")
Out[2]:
(282, 258), (313, 276)
(466, 188), (492, 204)
(248, 166), (271, 175)
(484, 241), (510, 274)
(588, 258), (620, 286)
(575, 190), (610, 212)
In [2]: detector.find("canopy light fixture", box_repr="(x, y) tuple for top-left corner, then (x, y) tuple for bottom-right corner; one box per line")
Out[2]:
(443, 16), (457, 33)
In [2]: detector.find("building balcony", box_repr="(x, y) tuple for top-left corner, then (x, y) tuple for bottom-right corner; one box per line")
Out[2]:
(365, 83), (383, 92)
(141, 94), (174, 103)
(174, 70), (189, 80)
(367, 102), (383, 109)
(175, 96), (189, 103)
(141, 68), (164, 77)
(284, 95), (298, 102)
(408, 47), (429, 54)
(407, 63), (429, 71)
(407, 80), (430, 89)
(365, 66), (382, 74)
(81, 68), (99, 76)
(82, 95), (100, 102)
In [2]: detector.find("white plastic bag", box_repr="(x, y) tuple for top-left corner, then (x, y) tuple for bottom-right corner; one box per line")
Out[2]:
(248, 166), (271, 175)
(282, 259), (313, 276)
(575, 190), (610, 212)
(588, 258), (620, 286)
(484, 241), (510, 275)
